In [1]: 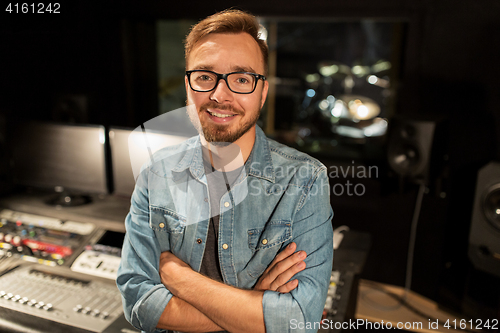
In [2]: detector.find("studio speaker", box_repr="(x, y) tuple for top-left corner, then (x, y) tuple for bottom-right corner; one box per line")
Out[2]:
(468, 162), (500, 277)
(387, 117), (448, 186)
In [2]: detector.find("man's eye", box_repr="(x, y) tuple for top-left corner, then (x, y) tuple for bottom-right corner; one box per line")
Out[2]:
(197, 75), (212, 81)
(233, 75), (253, 85)
(237, 78), (249, 84)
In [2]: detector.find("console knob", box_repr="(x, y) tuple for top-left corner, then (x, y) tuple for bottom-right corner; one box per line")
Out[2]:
(12, 236), (21, 245)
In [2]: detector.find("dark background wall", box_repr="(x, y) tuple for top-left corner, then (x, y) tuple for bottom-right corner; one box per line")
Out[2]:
(1, 0), (499, 317)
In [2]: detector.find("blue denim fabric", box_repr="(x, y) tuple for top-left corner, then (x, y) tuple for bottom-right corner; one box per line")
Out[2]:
(117, 126), (334, 333)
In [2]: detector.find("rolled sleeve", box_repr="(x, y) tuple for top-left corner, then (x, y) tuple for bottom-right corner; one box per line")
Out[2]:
(262, 291), (305, 332)
(262, 168), (334, 333)
(118, 228), (172, 332)
(133, 284), (172, 332)
(117, 168), (173, 333)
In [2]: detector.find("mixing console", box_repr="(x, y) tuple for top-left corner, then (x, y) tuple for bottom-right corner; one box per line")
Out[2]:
(0, 209), (96, 267)
(0, 265), (124, 332)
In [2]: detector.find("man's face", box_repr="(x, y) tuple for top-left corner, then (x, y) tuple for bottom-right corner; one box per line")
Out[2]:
(185, 32), (268, 144)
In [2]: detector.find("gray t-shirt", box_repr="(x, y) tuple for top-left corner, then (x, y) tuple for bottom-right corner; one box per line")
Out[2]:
(197, 153), (243, 333)
(199, 153), (244, 283)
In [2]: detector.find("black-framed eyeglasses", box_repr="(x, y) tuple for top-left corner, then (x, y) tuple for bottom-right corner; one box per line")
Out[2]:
(186, 70), (266, 94)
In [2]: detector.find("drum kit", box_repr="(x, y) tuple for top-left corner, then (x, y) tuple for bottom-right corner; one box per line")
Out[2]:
(297, 60), (392, 143)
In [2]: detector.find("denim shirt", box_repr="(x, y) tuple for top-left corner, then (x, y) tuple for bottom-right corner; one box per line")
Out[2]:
(116, 126), (334, 333)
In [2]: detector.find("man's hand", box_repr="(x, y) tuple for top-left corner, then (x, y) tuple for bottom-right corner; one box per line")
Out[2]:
(159, 251), (192, 295)
(254, 242), (307, 293)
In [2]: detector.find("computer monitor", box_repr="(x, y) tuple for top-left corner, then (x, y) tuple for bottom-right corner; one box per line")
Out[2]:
(11, 122), (108, 202)
(109, 127), (191, 197)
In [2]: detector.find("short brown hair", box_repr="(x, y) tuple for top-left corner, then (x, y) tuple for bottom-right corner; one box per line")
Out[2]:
(185, 9), (269, 75)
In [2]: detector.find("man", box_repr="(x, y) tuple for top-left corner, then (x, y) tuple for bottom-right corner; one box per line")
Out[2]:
(117, 9), (333, 333)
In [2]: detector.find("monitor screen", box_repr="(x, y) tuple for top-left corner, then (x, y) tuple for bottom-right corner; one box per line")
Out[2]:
(109, 127), (191, 197)
(11, 122), (108, 195)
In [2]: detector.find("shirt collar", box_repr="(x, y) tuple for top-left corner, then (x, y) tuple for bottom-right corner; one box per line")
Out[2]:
(171, 137), (204, 180)
(247, 126), (275, 183)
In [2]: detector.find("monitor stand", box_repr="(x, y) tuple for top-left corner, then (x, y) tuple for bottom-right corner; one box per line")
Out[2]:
(45, 188), (92, 207)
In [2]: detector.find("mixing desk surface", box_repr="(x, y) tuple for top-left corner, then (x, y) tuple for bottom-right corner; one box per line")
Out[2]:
(0, 205), (137, 333)
(0, 265), (124, 332)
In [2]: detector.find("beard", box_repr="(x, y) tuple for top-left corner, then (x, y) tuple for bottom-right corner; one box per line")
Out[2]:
(198, 101), (260, 144)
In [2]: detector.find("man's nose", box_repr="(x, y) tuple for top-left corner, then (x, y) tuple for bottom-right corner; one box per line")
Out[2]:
(210, 79), (234, 103)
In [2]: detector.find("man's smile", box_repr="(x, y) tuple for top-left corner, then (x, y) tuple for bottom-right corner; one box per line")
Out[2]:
(204, 108), (241, 124)
(206, 109), (237, 118)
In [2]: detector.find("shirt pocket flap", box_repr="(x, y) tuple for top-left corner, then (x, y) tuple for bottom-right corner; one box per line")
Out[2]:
(149, 206), (186, 234)
(248, 220), (292, 251)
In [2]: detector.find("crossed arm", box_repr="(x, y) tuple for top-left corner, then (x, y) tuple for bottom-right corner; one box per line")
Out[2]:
(157, 242), (307, 333)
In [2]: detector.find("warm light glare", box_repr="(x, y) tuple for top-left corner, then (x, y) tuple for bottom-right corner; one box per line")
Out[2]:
(335, 126), (364, 139)
(319, 99), (330, 111)
(320, 64), (339, 76)
(372, 61), (392, 73)
(306, 74), (320, 83)
(363, 118), (388, 137)
(343, 95), (381, 120)
(99, 129), (105, 144)
(352, 65), (370, 77)
(395, 154), (406, 164)
(367, 75), (378, 85)
(258, 25), (268, 41)
(367, 75), (390, 88)
(357, 105), (369, 118)
(331, 101), (344, 117)
(352, 66), (363, 75)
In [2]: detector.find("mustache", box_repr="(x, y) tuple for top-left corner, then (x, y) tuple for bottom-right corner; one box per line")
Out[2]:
(200, 102), (243, 115)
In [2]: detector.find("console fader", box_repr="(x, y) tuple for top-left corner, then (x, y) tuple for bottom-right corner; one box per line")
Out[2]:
(0, 265), (126, 332)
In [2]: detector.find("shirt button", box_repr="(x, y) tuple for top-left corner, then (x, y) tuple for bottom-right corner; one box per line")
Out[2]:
(262, 239), (268, 245)
(196, 238), (202, 244)
(159, 223), (165, 228)
(222, 243), (228, 250)
(224, 202), (230, 208)
(204, 198), (208, 202)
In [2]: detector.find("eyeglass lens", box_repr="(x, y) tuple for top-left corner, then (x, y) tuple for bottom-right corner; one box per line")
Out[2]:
(190, 71), (256, 93)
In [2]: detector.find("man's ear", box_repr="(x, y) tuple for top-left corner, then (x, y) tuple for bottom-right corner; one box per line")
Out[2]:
(260, 80), (269, 109)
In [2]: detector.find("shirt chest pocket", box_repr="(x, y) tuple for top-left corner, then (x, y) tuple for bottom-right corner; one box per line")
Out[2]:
(246, 220), (292, 278)
(149, 207), (186, 252)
